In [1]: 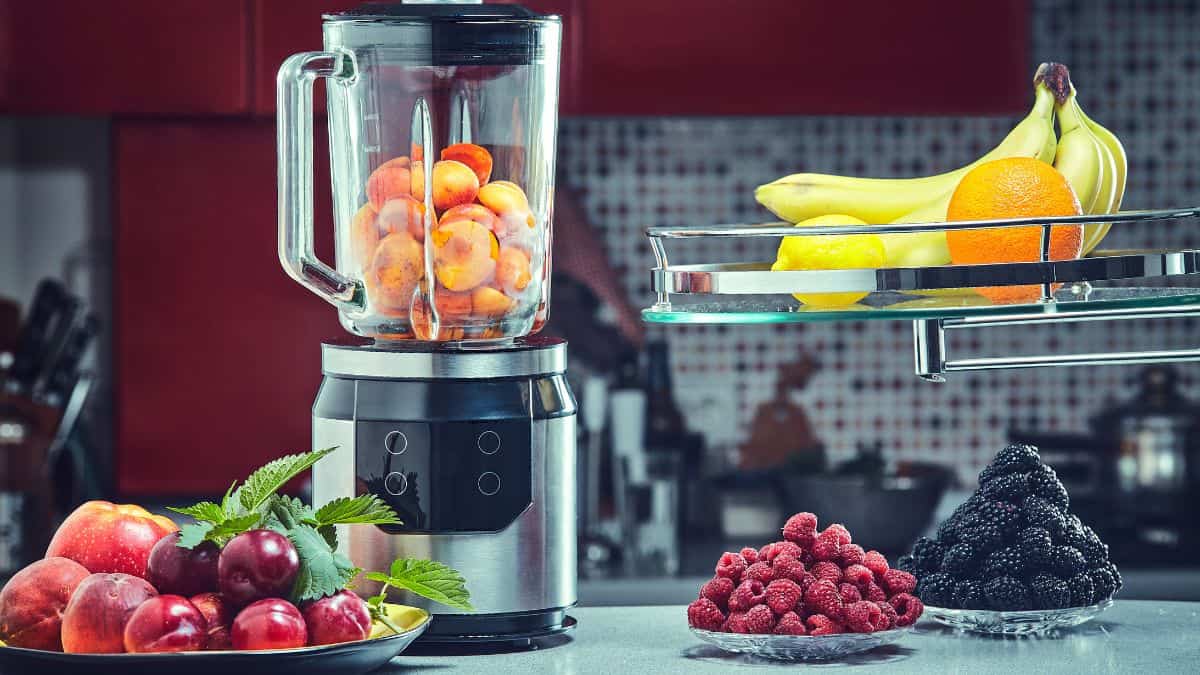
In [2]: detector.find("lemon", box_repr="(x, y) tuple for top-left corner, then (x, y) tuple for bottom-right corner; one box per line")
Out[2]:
(772, 214), (886, 307)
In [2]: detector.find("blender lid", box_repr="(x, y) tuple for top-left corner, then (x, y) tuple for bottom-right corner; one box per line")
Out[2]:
(323, 2), (560, 66)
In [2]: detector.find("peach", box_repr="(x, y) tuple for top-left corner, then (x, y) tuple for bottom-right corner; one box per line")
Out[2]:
(366, 232), (424, 314)
(62, 573), (158, 653)
(440, 203), (500, 234)
(472, 286), (513, 317)
(495, 246), (532, 292)
(0, 557), (90, 650)
(431, 160), (480, 212)
(478, 181), (536, 231)
(366, 157), (412, 210)
(410, 160), (426, 201)
(46, 500), (177, 577)
(190, 593), (232, 650)
(440, 143), (493, 185)
(350, 203), (381, 268)
(378, 194), (427, 241)
(432, 220), (498, 292)
(123, 595), (207, 653)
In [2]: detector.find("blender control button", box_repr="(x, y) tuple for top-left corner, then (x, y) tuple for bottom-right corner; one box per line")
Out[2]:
(477, 472), (501, 496)
(477, 430), (501, 455)
(385, 472), (408, 496)
(384, 430), (408, 455)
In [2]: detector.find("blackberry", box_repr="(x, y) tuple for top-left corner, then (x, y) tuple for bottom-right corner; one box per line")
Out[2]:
(990, 444), (1043, 473)
(981, 547), (1028, 579)
(1106, 562), (1123, 592)
(940, 543), (980, 577)
(957, 520), (1005, 554)
(1058, 516), (1089, 551)
(972, 499), (1021, 535)
(1021, 495), (1067, 537)
(1029, 572), (1071, 610)
(981, 472), (1030, 502)
(950, 494), (985, 521)
(1090, 566), (1118, 603)
(978, 464), (1002, 486)
(1079, 526), (1109, 566)
(1028, 466), (1070, 511)
(1048, 545), (1087, 578)
(895, 554), (919, 575)
(910, 537), (946, 574)
(1016, 527), (1054, 573)
(916, 572), (956, 607)
(1068, 572), (1094, 607)
(936, 517), (963, 545)
(954, 579), (987, 609)
(984, 576), (1030, 611)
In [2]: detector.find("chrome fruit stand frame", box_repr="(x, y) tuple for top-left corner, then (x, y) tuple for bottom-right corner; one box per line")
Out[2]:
(643, 208), (1200, 381)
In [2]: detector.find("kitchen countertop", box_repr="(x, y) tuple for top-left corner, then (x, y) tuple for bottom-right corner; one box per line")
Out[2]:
(383, 601), (1199, 674)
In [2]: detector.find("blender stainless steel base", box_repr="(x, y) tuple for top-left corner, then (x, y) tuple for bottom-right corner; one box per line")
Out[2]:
(311, 336), (577, 643)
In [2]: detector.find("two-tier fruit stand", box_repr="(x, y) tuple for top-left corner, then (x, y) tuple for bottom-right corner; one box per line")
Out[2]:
(644, 208), (1200, 381)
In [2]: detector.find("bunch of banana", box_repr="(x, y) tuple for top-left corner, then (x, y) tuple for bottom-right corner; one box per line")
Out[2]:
(1037, 62), (1127, 254)
(755, 81), (1057, 268)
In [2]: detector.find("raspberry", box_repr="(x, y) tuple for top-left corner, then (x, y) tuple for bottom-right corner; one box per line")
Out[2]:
(838, 582), (862, 604)
(687, 598), (726, 631)
(728, 579), (766, 612)
(700, 576), (735, 610)
(1029, 572), (1071, 610)
(830, 541), (862, 566)
(773, 611), (807, 635)
(954, 580), (986, 609)
(759, 541), (803, 563)
(811, 530), (841, 562)
(716, 552), (747, 581)
(940, 543), (979, 577)
(822, 524), (852, 546)
(862, 550), (889, 577)
(889, 593), (924, 626)
(739, 547), (760, 565)
(771, 554), (807, 583)
(882, 569), (916, 596)
(805, 614), (844, 636)
(862, 582), (888, 603)
(842, 564), (873, 587)
(803, 580), (844, 620)
(811, 561), (842, 585)
(782, 512), (818, 548)
(741, 604), (776, 634)
(723, 611), (746, 633)
(984, 576), (1030, 611)
(743, 561), (775, 584)
(876, 600), (898, 630)
(1068, 572), (1094, 607)
(797, 572), (817, 591)
(844, 600), (884, 633)
(765, 578), (803, 615)
(916, 572), (955, 607)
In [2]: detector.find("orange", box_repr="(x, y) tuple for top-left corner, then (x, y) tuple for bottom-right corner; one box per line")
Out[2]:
(945, 157), (1082, 303)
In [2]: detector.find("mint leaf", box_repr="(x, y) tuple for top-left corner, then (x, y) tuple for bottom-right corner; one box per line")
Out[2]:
(365, 559), (473, 611)
(168, 501), (226, 524)
(177, 521), (214, 549)
(287, 523), (360, 603)
(236, 448), (336, 513)
(264, 494), (317, 532)
(318, 524), (338, 550)
(204, 513), (264, 547)
(220, 480), (240, 517)
(314, 495), (401, 526)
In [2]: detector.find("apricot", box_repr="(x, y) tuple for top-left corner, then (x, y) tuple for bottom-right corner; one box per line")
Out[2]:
(441, 143), (493, 185)
(411, 288), (472, 338)
(431, 160), (480, 212)
(411, 144), (424, 162)
(472, 286), (513, 317)
(378, 194), (426, 241)
(495, 246), (532, 292)
(350, 203), (381, 268)
(432, 220), (498, 292)
(62, 572), (158, 653)
(440, 203), (500, 234)
(366, 157), (412, 210)
(0, 557), (90, 650)
(366, 232), (424, 314)
(410, 160), (426, 201)
(478, 180), (536, 231)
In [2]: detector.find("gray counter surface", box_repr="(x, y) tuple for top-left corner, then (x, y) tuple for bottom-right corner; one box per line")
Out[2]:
(384, 601), (1199, 674)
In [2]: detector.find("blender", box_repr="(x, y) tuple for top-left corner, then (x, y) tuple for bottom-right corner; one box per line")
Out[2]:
(277, 1), (576, 643)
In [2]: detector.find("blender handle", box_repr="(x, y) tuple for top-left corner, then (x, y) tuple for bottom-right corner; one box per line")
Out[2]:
(277, 51), (365, 313)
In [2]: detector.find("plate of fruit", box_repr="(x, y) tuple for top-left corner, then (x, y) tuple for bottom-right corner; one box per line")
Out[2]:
(687, 513), (922, 660)
(899, 443), (1120, 635)
(0, 449), (473, 674)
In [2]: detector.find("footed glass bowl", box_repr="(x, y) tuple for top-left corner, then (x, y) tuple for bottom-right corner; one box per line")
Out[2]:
(924, 600), (1113, 635)
(689, 626), (911, 660)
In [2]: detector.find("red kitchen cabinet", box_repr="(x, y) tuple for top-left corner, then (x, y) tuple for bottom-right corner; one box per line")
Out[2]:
(0, 0), (251, 115)
(114, 120), (341, 496)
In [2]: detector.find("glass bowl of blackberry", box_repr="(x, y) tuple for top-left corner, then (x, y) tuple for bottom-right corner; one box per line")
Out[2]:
(898, 444), (1121, 635)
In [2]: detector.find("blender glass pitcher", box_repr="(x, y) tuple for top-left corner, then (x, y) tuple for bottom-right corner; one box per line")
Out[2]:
(278, 2), (561, 341)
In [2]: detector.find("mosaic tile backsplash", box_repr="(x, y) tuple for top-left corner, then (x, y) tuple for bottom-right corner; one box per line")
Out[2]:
(556, 0), (1200, 483)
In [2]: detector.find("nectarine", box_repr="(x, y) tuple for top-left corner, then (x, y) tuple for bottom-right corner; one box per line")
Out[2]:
(366, 232), (425, 315)
(0, 556), (90, 651)
(46, 500), (176, 577)
(62, 573), (158, 653)
(432, 220), (498, 292)
(431, 160), (480, 212)
(366, 157), (412, 210)
(440, 143), (493, 185)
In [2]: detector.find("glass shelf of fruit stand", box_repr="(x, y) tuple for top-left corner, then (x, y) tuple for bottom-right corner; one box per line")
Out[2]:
(642, 207), (1200, 380)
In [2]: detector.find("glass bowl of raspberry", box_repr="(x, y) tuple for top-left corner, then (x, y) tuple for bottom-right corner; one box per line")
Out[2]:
(922, 600), (1113, 635)
(689, 625), (913, 661)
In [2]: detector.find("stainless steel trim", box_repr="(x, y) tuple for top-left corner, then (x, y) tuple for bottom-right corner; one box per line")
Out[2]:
(321, 337), (566, 379)
(651, 250), (1200, 295)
